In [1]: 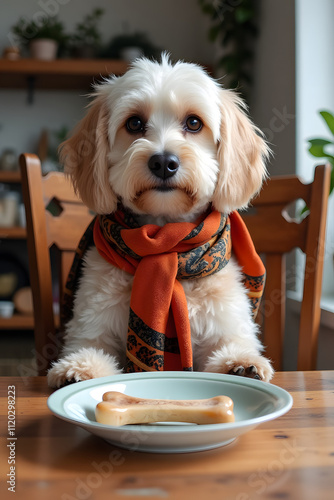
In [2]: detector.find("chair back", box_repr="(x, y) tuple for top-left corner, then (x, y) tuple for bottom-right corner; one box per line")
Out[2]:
(20, 153), (94, 375)
(242, 164), (331, 371)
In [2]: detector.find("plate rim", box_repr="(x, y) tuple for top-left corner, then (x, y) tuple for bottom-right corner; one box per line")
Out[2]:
(47, 371), (293, 433)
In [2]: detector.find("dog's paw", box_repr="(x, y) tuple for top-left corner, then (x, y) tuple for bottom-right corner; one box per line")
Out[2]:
(204, 349), (274, 382)
(227, 362), (270, 381)
(47, 347), (122, 388)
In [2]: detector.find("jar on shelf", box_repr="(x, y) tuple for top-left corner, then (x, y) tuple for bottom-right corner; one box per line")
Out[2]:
(0, 149), (18, 172)
(0, 191), (19, 227)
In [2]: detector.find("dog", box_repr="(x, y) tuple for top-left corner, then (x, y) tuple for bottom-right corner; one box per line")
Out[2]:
(47, 54), (274, 388)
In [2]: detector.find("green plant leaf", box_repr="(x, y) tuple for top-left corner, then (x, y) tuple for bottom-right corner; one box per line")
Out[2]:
(220, 54), (239, 73)
(308, 145), (326, 157)
(308, 144), (334, 161)
(300, 203), (310, 216)
(235, 7), (254, 24)
(199, 0), (257, 96)
(199, 1), (215, 16)
(308, 138), (333, 147)
(319, 111), (334, 136)
(208, 24), (220, 42)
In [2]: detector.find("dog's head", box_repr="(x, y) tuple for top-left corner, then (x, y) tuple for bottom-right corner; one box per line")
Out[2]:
(60, 55), (269, 221)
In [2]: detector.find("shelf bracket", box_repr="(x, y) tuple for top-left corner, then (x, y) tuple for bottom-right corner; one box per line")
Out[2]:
(26, 75), (36, 104)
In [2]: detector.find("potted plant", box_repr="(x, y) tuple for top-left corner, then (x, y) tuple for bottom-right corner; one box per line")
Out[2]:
(307, 110), (334, 196)
(102, 32), (160, 61)
(198, 0), (258, 101)
(12, 17), (66, 60)
(70, 8), (104, 58)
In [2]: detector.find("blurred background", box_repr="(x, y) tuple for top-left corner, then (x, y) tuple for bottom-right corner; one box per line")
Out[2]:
(0, 0), (333, 374)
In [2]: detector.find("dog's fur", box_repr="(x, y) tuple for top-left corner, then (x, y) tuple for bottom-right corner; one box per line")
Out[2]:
(47, 55), (274, 388)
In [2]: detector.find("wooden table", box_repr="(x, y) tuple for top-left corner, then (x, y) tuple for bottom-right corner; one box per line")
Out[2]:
(1, 371), (333, 499)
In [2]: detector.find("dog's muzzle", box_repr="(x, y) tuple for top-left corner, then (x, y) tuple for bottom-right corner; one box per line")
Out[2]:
(148, 152), (180, 180)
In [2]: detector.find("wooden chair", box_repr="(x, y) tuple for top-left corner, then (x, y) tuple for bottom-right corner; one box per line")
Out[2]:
(20, 153), (94, 375)
(241, 164), (331, 371)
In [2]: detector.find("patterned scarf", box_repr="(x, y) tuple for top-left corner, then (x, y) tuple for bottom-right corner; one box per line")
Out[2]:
(62, 207), (265, 373)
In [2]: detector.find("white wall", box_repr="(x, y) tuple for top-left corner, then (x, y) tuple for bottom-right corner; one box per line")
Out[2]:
(295, 0), (334, 299)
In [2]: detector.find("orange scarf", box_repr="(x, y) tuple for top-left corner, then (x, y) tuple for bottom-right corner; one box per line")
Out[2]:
(93, 207), (265, 373)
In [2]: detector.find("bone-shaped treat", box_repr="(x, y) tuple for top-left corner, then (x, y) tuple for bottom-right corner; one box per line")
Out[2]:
(95, 391), (235, 426)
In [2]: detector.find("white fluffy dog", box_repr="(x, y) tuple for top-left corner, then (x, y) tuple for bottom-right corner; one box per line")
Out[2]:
(47, 55), (274, 388)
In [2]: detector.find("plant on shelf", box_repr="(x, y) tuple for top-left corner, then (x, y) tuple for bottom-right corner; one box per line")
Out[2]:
(11, 16), (67, 60)
(70, 8), (105, 58)
(307, 110), (334, 196)
(101, 32), (160, 61)
(198, 0), (258, 100)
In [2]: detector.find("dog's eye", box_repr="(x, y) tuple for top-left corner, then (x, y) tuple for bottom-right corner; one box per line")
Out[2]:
(185, 116), (203, 133)
(126, 116), (145, 133)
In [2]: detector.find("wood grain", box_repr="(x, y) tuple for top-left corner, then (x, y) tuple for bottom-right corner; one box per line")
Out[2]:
(0, 372), (333, 500)
(0, 313), (34, 329)
(242, 164), (331, 371)
(0, 58), (129, 90)
(20, 154), (94, 374)
(0, 58), (128, 75)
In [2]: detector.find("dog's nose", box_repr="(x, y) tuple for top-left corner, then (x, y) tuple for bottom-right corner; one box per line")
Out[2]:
(148, 153), (180, 180)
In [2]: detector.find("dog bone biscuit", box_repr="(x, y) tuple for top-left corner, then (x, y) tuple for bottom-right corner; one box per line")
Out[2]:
(95, 391), (235, 426)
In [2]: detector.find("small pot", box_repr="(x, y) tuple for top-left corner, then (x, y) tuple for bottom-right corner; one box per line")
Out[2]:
(0, 149), (18, 171)
(30, 39), (58, 60)
(2, 46), (21, 60)
(0, 192), (19, 227)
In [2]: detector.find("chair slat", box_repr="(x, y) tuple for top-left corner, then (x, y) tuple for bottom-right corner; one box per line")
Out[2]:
(46, 204), (92, 250)
(42, 171), (82, 203)
(243, 209), (308, 254)
(297, 165), (330, 370)
(261, 254), (286, 371)
(252, 176), (311, 206)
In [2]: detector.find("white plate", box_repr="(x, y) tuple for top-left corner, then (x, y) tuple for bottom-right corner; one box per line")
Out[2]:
(47, 372), (293, 453)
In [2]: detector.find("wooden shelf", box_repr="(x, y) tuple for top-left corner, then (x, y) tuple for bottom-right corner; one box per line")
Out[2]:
(0, 226), (26, 239)
(0, 58), (129, 90)
(0, 313), (34, 329)
(0, 171), (21, 183)
(0, 59), (128, 330)
(0, 58), (128, 331)
(0, 313), (60, 330)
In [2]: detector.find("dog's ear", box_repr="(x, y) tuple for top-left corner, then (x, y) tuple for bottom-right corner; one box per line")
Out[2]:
(212, 89), (269, 214)
(59, 94), (117, 214)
